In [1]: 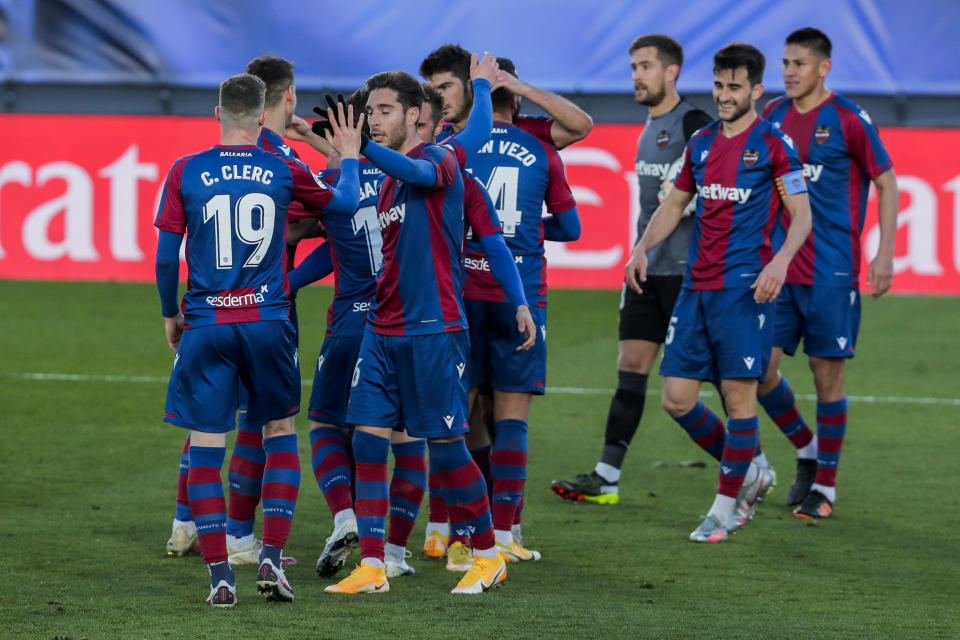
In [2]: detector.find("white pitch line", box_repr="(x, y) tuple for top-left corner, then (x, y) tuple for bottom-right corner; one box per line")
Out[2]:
(11, 371), (960, 407)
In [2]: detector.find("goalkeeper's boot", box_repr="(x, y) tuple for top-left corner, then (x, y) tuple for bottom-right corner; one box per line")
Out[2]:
(166, 520), (200, 557)
(550, 471), (619, 504)
(793, 490), (833, 519)
(786, 458), (817, 506)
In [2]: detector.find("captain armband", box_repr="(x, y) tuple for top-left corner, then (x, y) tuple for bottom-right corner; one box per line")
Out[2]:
(776, 170), (808, 198)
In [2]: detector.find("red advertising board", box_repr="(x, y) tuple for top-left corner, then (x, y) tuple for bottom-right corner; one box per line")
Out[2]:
(0, 115), (958, 294)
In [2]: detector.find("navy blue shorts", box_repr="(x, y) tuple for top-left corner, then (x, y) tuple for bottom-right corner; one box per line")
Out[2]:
(308, 333), (363, 427)
(465, 299), (546, 394)
(164, 320), (300, 433)
(660, 287), (775, 381)
(775, 284), (860, 358)
(346, 330), (469, 439)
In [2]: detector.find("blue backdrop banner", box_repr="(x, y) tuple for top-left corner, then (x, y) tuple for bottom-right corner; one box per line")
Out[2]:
(0, 0), (955, 94)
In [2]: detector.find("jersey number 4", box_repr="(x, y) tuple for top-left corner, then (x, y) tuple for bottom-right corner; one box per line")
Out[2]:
(485, 166), (523, 238)
(203, 193), (276, 269)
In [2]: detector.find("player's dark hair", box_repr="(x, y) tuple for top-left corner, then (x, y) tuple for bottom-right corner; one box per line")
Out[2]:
(366, 71), (424, 112)
(219, 74), (266, 121)
(245, 56), (294, 108)
(714, 42), (765, 87)
(628, 34), (684, 71)
(786, 27), (832, 59)
(347, 87), (372, 137)
(419, 44), (472, 86)
(491, 57), (518, 111)
(421, 84), (443, 127)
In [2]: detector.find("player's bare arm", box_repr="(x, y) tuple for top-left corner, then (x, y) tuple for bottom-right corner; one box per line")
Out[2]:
(471, 51), (499, 87)
(626, 186), (693, 294)
(494, 70), (593, 148)
(286, 113), (338, 157)
(867, 168), (899, 298)
(752, 191), (812, 303)
(515, 305), (536, 351)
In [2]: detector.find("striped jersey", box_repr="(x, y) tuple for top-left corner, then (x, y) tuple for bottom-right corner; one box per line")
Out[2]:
(673, 117), (805, 290)
(763, 93), (892, 286)
(154, 144), (335, 327)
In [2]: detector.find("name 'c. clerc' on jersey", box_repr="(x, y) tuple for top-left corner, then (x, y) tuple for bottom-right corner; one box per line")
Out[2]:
(155, 144), (347, 327)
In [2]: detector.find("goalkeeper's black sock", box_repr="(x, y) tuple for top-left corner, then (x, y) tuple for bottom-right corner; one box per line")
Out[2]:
(599, 370), (648, 471)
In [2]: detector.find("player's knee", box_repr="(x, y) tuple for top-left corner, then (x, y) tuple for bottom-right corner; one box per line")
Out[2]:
(661, 391), (694, 417)
(810, 358), (845, 401)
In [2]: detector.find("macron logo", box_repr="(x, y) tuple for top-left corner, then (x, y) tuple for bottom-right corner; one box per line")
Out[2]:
(758, 313), (766, 330)
(443, 415), (455, 429)
(837, 337), (848, 350)
(317, 354), (325, 372)
(456, 362), (466, 379)
(700, 150), (709, 162)
(697, 184), (752, 203)
(743, 357), (755, 370)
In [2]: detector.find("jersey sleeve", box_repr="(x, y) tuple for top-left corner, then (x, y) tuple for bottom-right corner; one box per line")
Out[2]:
(463, 175), (501, 239)
(421, 145), (459, 192)
(543, 143), (577, 213)
(841, 107), (893, 179)
(438, 138), (468, 171)
(672, 142), (696, 193)
(766, 130), (808, 197)
(286, 158), (335, 219)
(154, 157), (189, 233)
(769, 130), (804, 178)
(515, 115), (555, 147)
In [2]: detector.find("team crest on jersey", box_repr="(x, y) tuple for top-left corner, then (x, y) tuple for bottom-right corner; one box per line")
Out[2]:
(656, 131), (670, 148)
(741, 149), (760, 167)
(814, 126), (831, 145)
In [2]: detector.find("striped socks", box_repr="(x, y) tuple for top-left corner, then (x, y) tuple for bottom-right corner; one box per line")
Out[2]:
(387, 439), (427, 549)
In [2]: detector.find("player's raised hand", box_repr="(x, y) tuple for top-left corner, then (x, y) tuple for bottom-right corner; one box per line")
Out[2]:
(471, 51), (499, 86)
(164, 312), (184, 353)
(867, 252), (893, 298)
(624, 246), (648, 295)
(515, 304), (536, 351)
(494, 67), (523, 93)
(285, 114), (312, 141)
(324, 98), (366, 160)
(751, 257), (787, 303)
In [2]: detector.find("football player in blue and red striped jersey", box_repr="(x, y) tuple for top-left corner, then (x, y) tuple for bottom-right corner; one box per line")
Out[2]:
(626, 43), (812, 543)
(322, 70), (507, 596)
(165, 55), (322, 567)
(154, 74), (363, 605)
(421, 46), (588, 561)
(758, 28), (899, 519)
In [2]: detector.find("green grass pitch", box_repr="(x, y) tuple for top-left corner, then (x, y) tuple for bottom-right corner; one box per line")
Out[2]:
(1, 280), (958, 639)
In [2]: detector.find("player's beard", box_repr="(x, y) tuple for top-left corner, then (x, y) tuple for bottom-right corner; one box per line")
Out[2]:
(716, 95), (752, 123)
(381, 120), (408, 151)
(635, 82), (666, 107)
